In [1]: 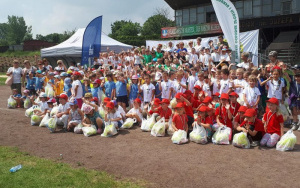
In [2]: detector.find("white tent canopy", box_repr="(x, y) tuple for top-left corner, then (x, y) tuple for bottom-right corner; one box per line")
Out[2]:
(41, 28), (132, 58)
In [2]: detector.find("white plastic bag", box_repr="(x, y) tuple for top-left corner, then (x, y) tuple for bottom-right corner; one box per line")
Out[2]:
(98, 106), (105, 119)
(167, 118), (175, 135)
(121, 118), (136, 129)
(25, 105), (40, 117)
(212, 126), (232, 145)
(45, 84), (55, 98)
(190, 123), (207, 144)
(39, 113), (50, 127)
(151, 117), (166, 137)
(50, 106), (58, 117)
(7, 96), (17, 108)
(24, 97), (31, 109)
(74, 123), (83, 134)
(276, 129), (297, 151)
(101, 122), (118, 137)
(141, 118), (150, 131)
(212, 123), (220, 131)
(232, 132), (250, 149)
(82, 125), (97, 137)
(31, 115), (42, 126)
(46, 117), (58, 133)
(279, 103), (289, 121)
(171, 130), (188, 145)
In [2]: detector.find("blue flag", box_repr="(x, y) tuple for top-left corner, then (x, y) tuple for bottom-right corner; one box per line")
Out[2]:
(81, 16), (102, 66)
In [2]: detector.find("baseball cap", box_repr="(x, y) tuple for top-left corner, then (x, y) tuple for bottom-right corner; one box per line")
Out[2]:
(244, 109), (257, 117)
(213, 92), (220, 97)
(238, 106), (248, 113)
(194, 85), (202, 90)
(132, 75), (139, 80)
(266, 97), (279, 106)
(36, 70), (42, 74)
(93, 79), (101, 85)
(58, 93), (68, 100)
(84, 93), (92, 98)
(203, 96), (212, 103)
(198, 106), (207, 112)
(175, 102), (185, 109)
(103, 97), (111, 103)
(229, 92), (239, 98)
(220, 93), (229, 100)
(175, 93), (183, 99)
(153, 98), (161, 106)
(60, 72), (68, 77)
(39, 92), (47, 98)
(83, 105), (93, 114)
(161, 99), (170, 104)
(73, 71), (81, 76)
(134, 98), (141, 104)
(47, 98), (56, 103)
(69, 99), (78, 105)
(184, 90), (193, 96)
(106, 101), (115, 109)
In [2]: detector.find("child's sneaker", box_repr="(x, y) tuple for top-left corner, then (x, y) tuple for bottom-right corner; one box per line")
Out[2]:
(291, 123), (299, 131)
(251, 141), (259, 147)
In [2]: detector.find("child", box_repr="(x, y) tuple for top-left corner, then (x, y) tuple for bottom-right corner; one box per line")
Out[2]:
(173, 71), (187, 94)
(260, 98), (284, 147)
(91, 79), (102, 102)
(233, 68), (247, 99)
(67, 100), (84, 132)
(172, 102), (188, 132)
(105, 101), (123, 129)
(220, 69), (230, 94)
(187, 68), (198, 93)
(31, 92), (48, 116)
(233, 106), (248, 130)
(54, 75), (64, 100)
(116, 73), (128, 112)
(157, 99), (172, 122)
(46, 98), (56, 114)
(34, 70), (44, 93)
(139, 74), (155, 106)
(202, 75), (212, 97)
(128, 75), (139, 107)
(82, 104), (103, 133)
(212, 92), (220, 108)
(212, 70), (221, 95)
(237, 109), (265, 146)
(195, 71), (204, 88)
(160, 72), (173, 100)
(22, 89), (31, 108)
(126, 98), (143, 125)
(175, 93), (194, 129)
(26, 71), (36, 96)
(290, 72), (300, 130)
(11, 89), (22, 108)
(229, 92), (241, 117)
(194, 106), (213, 139)
(243, 75), (261, 109)
(215, 93), (233, 129)
(63, 77), (72, 97)
(103, 72), (116, 100)
(148, 98), (161, 116)
(260, 67), (286, 101)
(56, 93), (70, 130)
(193, 85), (201, 100)
(71, 72), (83, 108)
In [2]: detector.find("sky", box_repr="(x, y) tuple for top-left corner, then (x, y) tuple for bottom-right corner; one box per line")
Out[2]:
(0, 0), (174, 38)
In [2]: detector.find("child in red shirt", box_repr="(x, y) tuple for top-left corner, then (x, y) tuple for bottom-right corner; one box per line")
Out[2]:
(260, 98), (284, 147)
(233, 106), (248, 130)
(229, 92), (241, 116)
(237, 109), (265, 146)
(148, 98), (161, 116)
(157, 99), (172, 121)
(194, 106), (213, 138)
(193, 85), (201, 101)
(215, 93), (233, 129)
(172, 103), (188, 132)
(175, 93), (193, 129)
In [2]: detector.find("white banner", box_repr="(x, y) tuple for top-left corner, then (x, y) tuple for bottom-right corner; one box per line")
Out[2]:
(211, 0), (240, 63)
(146, 29), (259, 66)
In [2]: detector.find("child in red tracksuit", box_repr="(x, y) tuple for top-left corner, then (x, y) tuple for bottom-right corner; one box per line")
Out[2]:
(215, 93), (233, 129)
(172, 102), (188, 132)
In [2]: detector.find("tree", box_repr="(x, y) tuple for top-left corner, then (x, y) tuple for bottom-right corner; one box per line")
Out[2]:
(109, 20), (141, 38)
(141, 14), (174, 36)
(35, 29), (75, 43)
(6, 15), (32, 44)
(0, 23), (8, 45)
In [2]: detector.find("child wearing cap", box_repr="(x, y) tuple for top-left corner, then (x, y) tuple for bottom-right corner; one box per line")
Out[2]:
(11, 89), (22, 108)
(157, 99), (172, 122)
(212, 92), (220, 108)
(82, 104), (103, 133)
(260, 98), (284, 147)
(237, 109), (265, 146)
(91, 79), (102, 104)
(67, 99), (84, 132)
(103, 73), (116, 100)
(116, 73), (129, 112)
(31, 92), (49, 115)
(172, 102), (188, 132)
(233, 106), (248, 130)
(128, 75), (140, 108)
(46, 98), (56, 114)
(243, 75), (261, 109)
(148, 98), (161, 116)
(105, 101), (123, 129)
(215, 93), (233, 129)
(22, 89), (31, 108)
(56, 93), (70, 130)
(126, 98), (143, 125)
(175, 93), (194, 129)
(229, 92), (241, 116)
(34, 70), (45, 93)
(194, 106), (213, 139)
(25, 71), (36, 96)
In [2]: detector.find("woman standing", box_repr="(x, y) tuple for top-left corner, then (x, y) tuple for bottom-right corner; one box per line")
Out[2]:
(6, 60), (23, 94)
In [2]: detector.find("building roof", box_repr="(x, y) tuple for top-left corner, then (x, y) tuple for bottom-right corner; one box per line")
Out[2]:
(164, 0), (238, 10)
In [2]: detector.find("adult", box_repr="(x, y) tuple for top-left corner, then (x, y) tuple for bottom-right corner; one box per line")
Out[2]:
(42, 58), (53, 72)
(6, 60), (23, 94)
(237, 52), (254, 71)
(166, 41), (176, 52)
(176, 42), (187, 53)
(194, 37), (202, 54)
(54, 60), (67, 73)
(22, 60), (37, 87)
(217, 35), (229, 50)
(267, 51), (284, 68)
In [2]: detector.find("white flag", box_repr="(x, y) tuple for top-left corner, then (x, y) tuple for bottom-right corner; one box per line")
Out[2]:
(211, 0), (240, 63)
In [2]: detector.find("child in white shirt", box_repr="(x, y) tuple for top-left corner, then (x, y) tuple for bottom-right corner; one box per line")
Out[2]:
(243, 75), (261, 109)
(220, 69), (230, 94)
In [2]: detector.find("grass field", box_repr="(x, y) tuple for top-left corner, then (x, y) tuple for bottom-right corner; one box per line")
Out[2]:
(0, 146), (143, 188)
(0, 73), (6, 86)
(0, 51), (40, 57)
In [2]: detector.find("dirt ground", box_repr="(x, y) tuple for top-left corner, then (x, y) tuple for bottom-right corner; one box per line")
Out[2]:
(0, 85), (299, 188)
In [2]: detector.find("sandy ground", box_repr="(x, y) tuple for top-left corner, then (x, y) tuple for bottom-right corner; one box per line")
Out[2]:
(0, 85), (299, 188)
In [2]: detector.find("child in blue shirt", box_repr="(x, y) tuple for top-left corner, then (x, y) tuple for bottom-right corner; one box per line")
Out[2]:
(35, 70), (44, 93)
(129, 75), (139, 104)
(104, 73), (116, 99)
(26, 71), (36, 96)
(116, 73), (128, 112)
(63, 77), (72, 97)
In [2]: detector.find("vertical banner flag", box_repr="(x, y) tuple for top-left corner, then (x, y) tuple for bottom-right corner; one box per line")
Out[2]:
(211, 0), (240, 63)
(81, 16), (102, 66)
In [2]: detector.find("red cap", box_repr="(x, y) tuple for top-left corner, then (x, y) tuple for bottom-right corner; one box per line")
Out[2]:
(244, 108), (257, 117)
(91, 97), (98, 102)
(238, 106), (248, 113)
(198, 106), (207, 112)
(175, 102), (185, 109)
(73, 71), (81, 76)
(213, 92), (220, 97)
(175, 93), (183, 99)
(199, 91), (205, 97)
(229, 92), (239, 98)
(134, 98), (141, 104)
(267, 97), (279, 106)
(106, 101), (115, 109)
(220, 93), (229, 100)
(194, 85), (202, 90)
(203, 96), (212, 103)
(272, 66), (281, 70)
(58, 93), (68, 100)
(153, 98), (161, 105)
(161, 99), (170, 104)
(100, 69), (104, 72)
(184, 90), (193, 96)
(93, 79), (101, 85)
(103, 97), (111, 103)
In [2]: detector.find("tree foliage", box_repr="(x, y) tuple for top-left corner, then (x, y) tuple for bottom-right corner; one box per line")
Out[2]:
(109, 20), (141, 38)
(36, 30), (75, 43)
(141, 14), (174, 36)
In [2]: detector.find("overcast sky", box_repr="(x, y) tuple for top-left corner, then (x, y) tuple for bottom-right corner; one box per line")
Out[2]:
(0, 0), (174, 37)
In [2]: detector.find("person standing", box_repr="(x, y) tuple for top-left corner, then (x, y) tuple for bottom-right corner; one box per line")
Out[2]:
(6, 60), (23, 95)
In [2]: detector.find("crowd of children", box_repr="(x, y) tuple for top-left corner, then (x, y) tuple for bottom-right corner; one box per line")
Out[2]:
(7, 38), (300, 148)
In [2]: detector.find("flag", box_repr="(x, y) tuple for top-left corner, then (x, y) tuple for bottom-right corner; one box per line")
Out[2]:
(211, 0), (240, 63)
(81, 16), (102, 66)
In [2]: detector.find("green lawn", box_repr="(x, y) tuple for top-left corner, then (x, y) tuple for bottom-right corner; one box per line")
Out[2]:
(0, 146), (144, 188)
(0, 50), (40, 57)
(0, 72), (6, 86)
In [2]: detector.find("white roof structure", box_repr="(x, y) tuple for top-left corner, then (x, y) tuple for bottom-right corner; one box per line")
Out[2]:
(41, 28), (132, 57)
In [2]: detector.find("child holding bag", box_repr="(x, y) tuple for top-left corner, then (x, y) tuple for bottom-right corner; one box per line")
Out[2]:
(172, 103), (188, 132)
